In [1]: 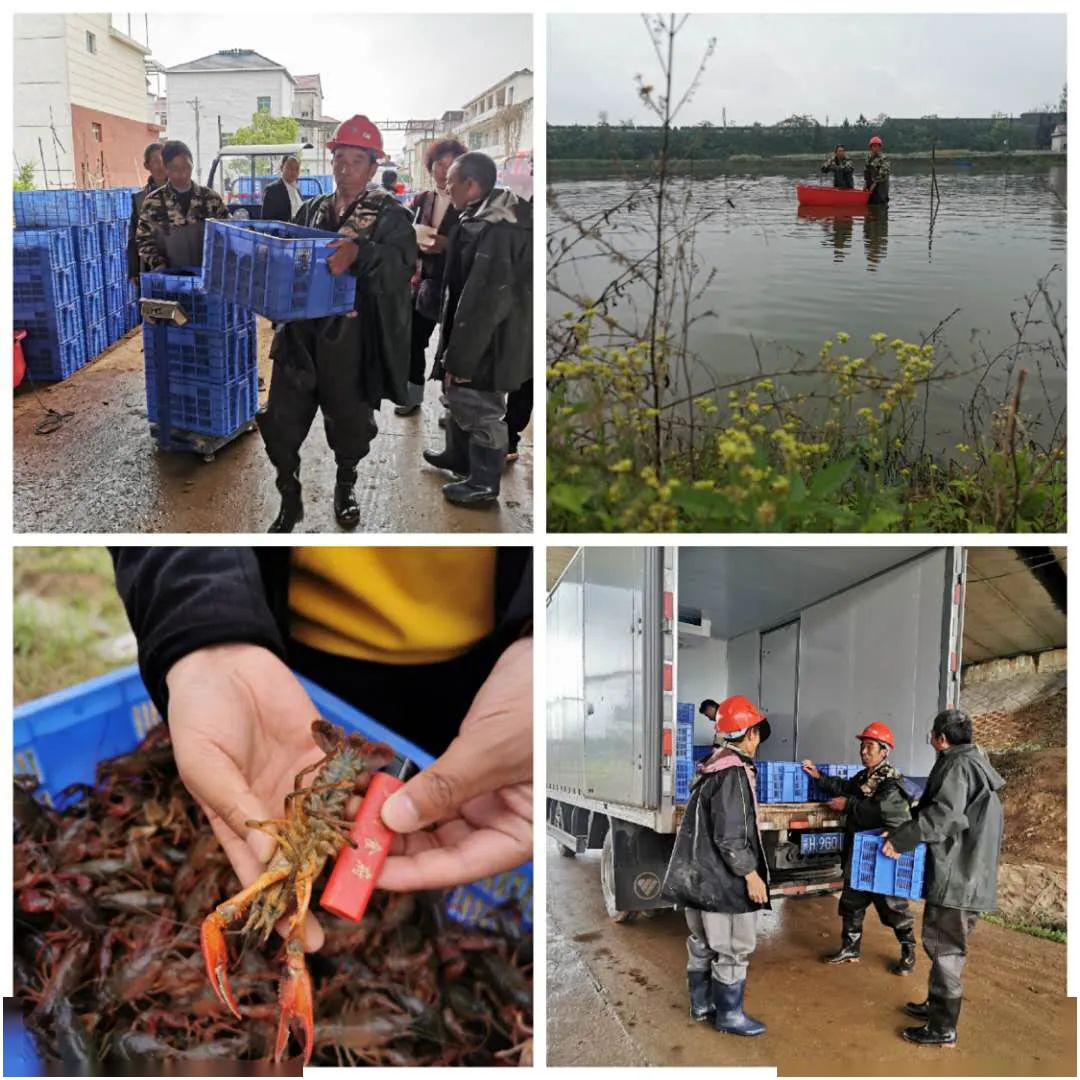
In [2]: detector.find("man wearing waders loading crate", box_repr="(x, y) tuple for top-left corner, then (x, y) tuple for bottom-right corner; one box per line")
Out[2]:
(882, 708), (1005, 1048)
(661, 695), (771, 1037)
(423, 152), (532, 507)
(257, 115), (416, 532)
(801, 722), (917, 975)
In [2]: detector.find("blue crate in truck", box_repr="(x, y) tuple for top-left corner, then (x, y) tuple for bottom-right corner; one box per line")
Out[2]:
(850, 830), (926, 899)
(202, 219), (356, 322)
(756, 760), (809, 803)
(674, 702), (695, 803)
(808, 762), (862, 801)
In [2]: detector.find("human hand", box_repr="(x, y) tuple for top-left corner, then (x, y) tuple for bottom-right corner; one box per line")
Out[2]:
(881, 837), (899, 860)
(425, 235), (448, 254)
(166, 643), (329, 951)
(827, 796), (848, 812)
(801, 759), (821, 779)
(326, 237), (360, 275)
(745, 870), (769, 904)
(377, 636), (533, 891)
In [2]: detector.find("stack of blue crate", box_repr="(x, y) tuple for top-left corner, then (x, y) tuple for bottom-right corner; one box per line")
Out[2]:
(97, 202), (132, 345)
(13, 229), (87, 381)
(674, 702), (696, 803)
(808, 763), (863, 801)
(140, 270), (258, 440)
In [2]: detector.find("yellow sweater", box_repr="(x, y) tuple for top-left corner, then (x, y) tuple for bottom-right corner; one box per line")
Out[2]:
(289, 548), (496, 665)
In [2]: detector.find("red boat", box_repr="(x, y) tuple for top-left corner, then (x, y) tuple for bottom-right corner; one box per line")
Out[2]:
(796, 185), (870, 207)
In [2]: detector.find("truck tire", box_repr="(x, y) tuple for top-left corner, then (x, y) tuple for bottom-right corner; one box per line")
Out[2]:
(601, 829), (633, 923)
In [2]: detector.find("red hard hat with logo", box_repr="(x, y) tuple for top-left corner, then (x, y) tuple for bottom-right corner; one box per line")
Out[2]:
(714, 695), (770, 742)
(328, 115), (384, 158)
(869, 135), (883, 147)
(856, 721), (894, 748)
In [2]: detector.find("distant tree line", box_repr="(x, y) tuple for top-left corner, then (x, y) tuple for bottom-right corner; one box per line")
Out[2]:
(548, 113), (1064, 160)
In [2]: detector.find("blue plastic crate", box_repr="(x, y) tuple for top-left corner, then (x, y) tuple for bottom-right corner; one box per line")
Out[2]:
(21, 334), (87, 382)
(124, 300), (139, 332)
(12, 263), (79, 310)
(143, 322), (253, 385)
(97, 218), (127, 253)
(808, 762), (863, 802)
(75, 257), (104, 296)
(13, 301), (83, 346)
(756, 761), (810, 803)
(693, 744), (713, 763)
(140, 269), (238, 329)
(103, 250), (127, 285)
(850, 831), (926, 899)
(145, 367), (257, 437)
(91, 187), (133, 222)
(674, 702), (695, 803)
(82, 291), (106, 330)
(104, 279), (127, 314)
(71, 223), (102, 264)
(14, 189), (95, 227)
(202, 219), (356, 322)
(107, 308), (126, 343)
(13, 227), (75, 269)
(447, 862), (533, 934)
(85, 318), (108, 359)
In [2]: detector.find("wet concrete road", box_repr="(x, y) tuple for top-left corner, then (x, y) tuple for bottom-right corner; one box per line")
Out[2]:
(548, 842), (1076, 1074)
(14, 320), (532, 533)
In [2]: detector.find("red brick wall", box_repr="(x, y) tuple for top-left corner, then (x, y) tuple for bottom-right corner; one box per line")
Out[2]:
(70, 104), (161, 188)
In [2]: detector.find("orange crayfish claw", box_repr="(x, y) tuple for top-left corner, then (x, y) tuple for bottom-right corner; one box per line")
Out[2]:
(200, 912), (242, 1020)
(275, 937), (315, 1065)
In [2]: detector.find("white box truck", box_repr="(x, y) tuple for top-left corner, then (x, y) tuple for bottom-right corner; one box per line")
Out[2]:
(546, 546), (965, 920)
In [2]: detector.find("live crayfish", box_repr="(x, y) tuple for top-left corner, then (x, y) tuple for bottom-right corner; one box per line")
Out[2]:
(200, 719), (394, 1064)
(14, 719), (533, 1068)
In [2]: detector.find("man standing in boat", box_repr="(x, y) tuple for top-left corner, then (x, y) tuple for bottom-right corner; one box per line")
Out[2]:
(864, 135), (891, 204)
(821, 145), (854, 189)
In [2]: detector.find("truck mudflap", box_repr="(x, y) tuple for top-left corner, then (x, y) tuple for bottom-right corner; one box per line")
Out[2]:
(606, 818), (676, 914)
(771, 878), (845, 899)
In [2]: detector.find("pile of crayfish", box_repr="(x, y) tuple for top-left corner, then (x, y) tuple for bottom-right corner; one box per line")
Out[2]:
(13, 722), (533, 1070)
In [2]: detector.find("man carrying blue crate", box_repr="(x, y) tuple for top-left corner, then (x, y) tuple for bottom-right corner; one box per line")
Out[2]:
(801, 721), (918, 975)
(662, 695), (771, 1038)
(135, 141), (228, 271)
(882, 708), (1005, 1049)
(423, 151), (532, 507)
(257, 115), (416, 532)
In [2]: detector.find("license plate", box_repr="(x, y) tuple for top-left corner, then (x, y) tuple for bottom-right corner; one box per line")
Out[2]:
(800, 831), (844, 855)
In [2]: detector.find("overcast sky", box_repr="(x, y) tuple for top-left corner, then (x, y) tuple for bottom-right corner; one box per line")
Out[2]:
(549, 14), (1066, 126)
(149, 15), (531, 155)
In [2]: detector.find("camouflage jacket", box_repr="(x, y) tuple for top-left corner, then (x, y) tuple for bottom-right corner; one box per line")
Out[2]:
(815, 760), (911, 834)
(298, 186), (401, 246)
(136, 183), (227, 271)
(821, 155), (855, 188)
(864, 153), (891, 187)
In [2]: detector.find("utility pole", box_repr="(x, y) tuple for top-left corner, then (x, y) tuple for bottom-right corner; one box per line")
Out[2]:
(722, 106), (727, 128)
(186, 97), (202, 182)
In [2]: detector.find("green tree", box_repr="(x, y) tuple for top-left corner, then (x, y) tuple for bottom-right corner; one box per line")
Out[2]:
(13, 160), (35, 191)
(225, 113), (302, 177)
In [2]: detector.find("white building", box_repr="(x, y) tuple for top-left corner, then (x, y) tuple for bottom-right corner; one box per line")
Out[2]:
(1051, 122), (1067, 152)
(164, 49), (296, 182)
(293, 74), (338, 175)
(13, 13), (161, 188)
(453, 68), (533, 160)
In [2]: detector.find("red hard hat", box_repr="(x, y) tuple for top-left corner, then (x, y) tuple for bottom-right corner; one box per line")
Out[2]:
(328, 115), (384, 158)
(869, 135), (883, 146)
(856, 721), (894, 748)
(714, 695), (767, 735)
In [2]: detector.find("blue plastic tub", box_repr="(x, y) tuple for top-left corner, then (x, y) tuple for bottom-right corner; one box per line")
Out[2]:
(78, 259), (104, 297)
(82, 291), (106, 332)
(124, 301), (139, 332)
(808, 762), (862, 802)
(14, 190), (95, 228)
(140, 270), (239, 330)
(850, 830), (926, 899)
(91, 187), (133, 222)
(674, 702), (695, 804)
(202, 219), (356, 322)
(143, 323), (254, 385)
(104, 279), (126, 315)
(145, 368), (257, 436)
(12, 261), (78, 310)
(106, 308), (126, 344)
(20, 334), (86, 382)
(96, 218), (127, 254)
(756, 760), (810, 803)
(71, 223), (102, 264)
(13, 301), (83, 347)
(13, 228), (75, 269)
(85, 318), (108, 360)
(103, 251), (127, 285)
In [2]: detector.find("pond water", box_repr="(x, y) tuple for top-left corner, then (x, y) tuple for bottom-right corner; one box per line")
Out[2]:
(550, 164), (1066, 449)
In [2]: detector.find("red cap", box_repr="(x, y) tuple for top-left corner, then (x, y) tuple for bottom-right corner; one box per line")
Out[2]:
(856, 721), (894, 748)
(714, 695), (767, 735)
(869, 135), (883, 147)
(328, 114), (384, 158)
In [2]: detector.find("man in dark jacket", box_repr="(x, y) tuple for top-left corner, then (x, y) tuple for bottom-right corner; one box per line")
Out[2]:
(423, 151), (532, 507)
(802, 721), (916, 974)
(821, 145), (855, 189)
(256, 116), (416, 532)
(261, 155), (303, 223)
(662, 695), (771, 1037)
(883, 708), (1005, 1048)
(127, 141), (167, 287)
(109, 547), (532, 928)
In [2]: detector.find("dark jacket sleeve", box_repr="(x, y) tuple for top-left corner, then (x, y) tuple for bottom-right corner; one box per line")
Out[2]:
(441, 224), (518, 381)
(709, 769), (759, 878)
(848, 779), (912, 831)
(890, 762), (969, 853)
(812, 771), (848, 798)
(110, 548), (287, 716)
(352, 203), (417, 282)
